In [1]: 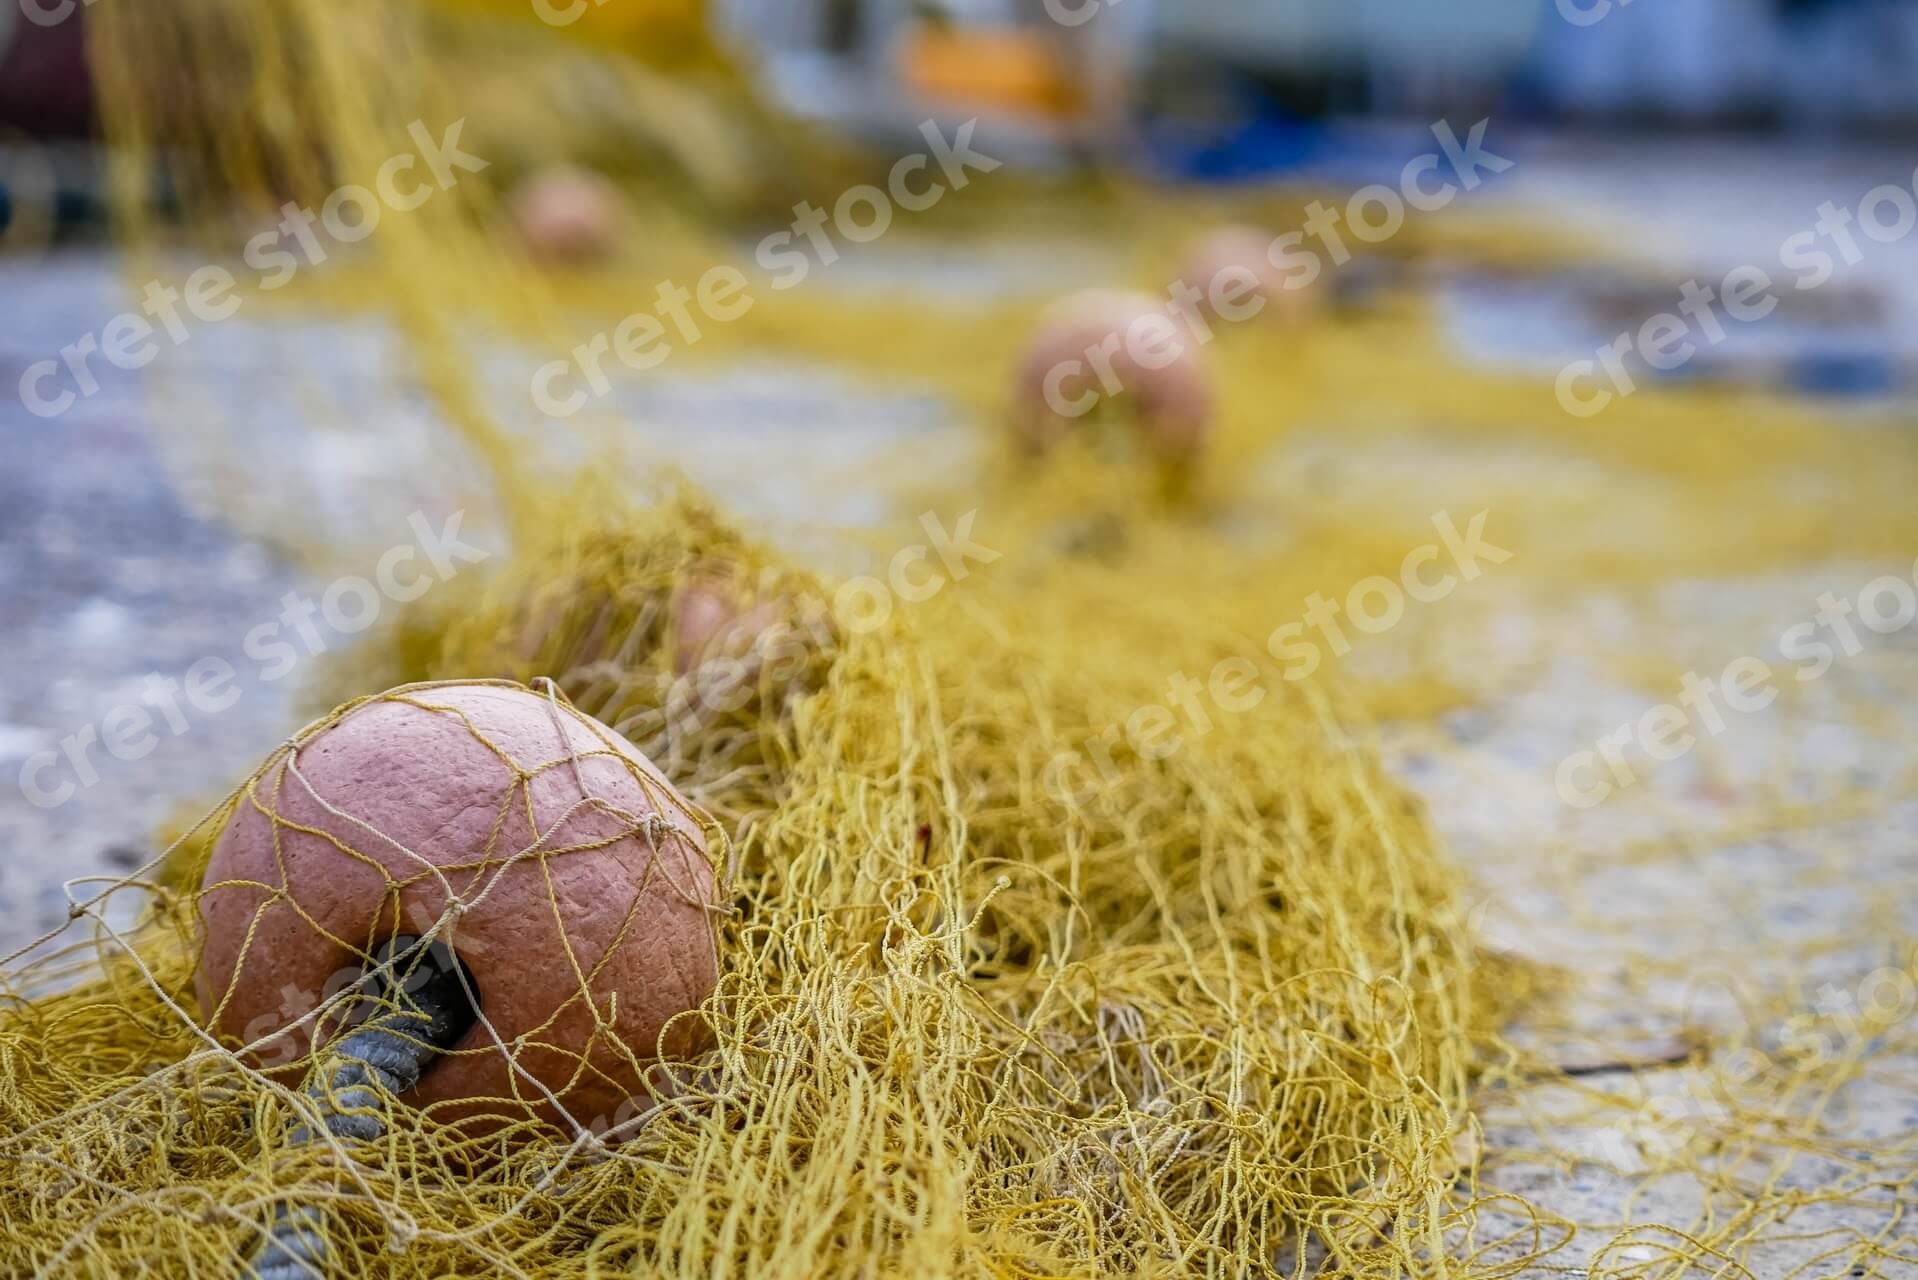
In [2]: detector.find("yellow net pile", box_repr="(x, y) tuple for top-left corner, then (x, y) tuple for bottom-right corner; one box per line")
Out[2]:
(4, 0), (1918, 1276)
(0, 486), (1504, 1274)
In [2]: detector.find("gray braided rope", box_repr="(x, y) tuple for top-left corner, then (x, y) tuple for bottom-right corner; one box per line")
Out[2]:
(250, 937), (478, 1280)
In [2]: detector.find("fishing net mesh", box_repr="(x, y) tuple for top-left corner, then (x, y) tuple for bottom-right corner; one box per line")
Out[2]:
(2, 0), (1918, 1276)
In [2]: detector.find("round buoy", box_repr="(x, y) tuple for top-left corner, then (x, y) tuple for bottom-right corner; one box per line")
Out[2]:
(670, 577), (793, 678)
(1182, 225), (1323, 327)
(509, 167), (623, 264)
(1012, 288), (1215, 462)
(196, 681), (721, 1126)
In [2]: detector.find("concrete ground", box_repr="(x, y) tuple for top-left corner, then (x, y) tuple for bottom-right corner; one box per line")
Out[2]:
(2, 139), (1915, 1276)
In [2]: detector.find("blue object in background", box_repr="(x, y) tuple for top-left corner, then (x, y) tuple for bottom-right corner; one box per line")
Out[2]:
(1142, 78), (1521, 191)
(1143, 92), (1334, 182)
(1789, 352), (1900, 397)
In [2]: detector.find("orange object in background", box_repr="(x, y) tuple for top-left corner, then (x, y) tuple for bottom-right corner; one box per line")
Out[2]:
(901, 24), (1087, 118)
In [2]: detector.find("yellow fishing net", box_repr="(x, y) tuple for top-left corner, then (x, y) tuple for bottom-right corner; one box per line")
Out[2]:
(4, 0), (1918, 1276)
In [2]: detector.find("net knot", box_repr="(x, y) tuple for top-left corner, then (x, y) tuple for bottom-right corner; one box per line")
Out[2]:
(386, 1215), (420, 1253)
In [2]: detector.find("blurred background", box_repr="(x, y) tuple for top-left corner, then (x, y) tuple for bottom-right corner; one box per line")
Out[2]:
(12, 1), (1918, 200)
(3, 2), (1918, 1273)
(8, 0), (1918, 394)
(14, 0), (1918, 151)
